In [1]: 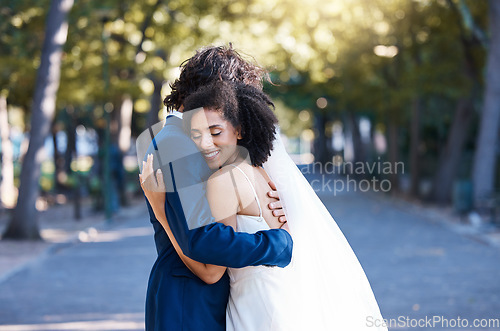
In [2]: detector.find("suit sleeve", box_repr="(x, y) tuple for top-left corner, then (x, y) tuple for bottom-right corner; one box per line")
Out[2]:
(159, 136), (293, 268)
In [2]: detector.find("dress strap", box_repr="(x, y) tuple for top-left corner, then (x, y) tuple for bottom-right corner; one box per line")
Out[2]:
(228, 164), (263, 218)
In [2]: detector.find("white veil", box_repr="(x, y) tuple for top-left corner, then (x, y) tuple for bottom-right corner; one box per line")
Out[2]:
(263, 128), (387, 330)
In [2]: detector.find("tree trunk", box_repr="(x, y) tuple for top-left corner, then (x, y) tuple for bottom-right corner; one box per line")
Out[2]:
(409, 97), (422, 197)
(64, 108), (76, 175)
(3, 0), (74, 240)
(349, 112), (366, 178)
(117, 95), (133, 206)
(472, 0), (500, 206)
(431, 32), (479, 203)
(387, 116), (400, 193)
(52, 120), (65, 192)
(118, 94), (133, 153)
(73, 133), (81, 221)
(0, 96), (17, 209)
(432, 98), (474, 202)
(146, 76), (163, 128)
(432, 0), (483, 205)
(66, 107), (80, 220)
(313, 110), (328, 164)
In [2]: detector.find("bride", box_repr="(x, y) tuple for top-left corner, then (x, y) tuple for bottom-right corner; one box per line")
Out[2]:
(141, 80), (387, 330)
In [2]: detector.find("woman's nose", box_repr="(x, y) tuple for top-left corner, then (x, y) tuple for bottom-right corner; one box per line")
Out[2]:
(199, 134), (214, 150)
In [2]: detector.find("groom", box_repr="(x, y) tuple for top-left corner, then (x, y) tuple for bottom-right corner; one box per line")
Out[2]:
(140, 45), (293, 331)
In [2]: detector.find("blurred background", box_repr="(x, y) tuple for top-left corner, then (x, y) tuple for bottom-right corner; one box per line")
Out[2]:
(0, 0), (499, 330)
(1, 0), (498, 239)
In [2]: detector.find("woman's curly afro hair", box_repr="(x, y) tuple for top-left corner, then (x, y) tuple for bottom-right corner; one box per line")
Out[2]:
(164, 44), (270, 112)
(183, 81), (278, 167)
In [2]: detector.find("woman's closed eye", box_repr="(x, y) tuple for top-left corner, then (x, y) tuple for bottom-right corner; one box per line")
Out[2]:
(191, 131), (220, 140)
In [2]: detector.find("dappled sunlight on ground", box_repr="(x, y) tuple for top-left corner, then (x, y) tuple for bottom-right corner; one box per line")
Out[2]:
(0, 319), (144, 330)
(0, 313), (145, 330)
(0, 198), (149, 281)
(40, 229), (78, 243)
(0, 321), (142, 330)
(80, 226), (153, 243)
(40, 226), (153, 243)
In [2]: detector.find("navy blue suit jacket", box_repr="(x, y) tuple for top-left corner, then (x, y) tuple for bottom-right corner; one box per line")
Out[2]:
(142, 116), (293, 331)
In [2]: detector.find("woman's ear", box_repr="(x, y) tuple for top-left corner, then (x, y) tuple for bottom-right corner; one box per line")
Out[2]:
(236, 126), (243, 140)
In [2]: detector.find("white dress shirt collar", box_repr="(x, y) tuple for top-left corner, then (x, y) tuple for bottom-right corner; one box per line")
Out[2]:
(167, 110), (183, 119)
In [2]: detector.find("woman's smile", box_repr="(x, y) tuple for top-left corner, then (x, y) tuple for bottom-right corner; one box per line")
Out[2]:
(202, 149), (220, 160)
(190, 108), (241, 169)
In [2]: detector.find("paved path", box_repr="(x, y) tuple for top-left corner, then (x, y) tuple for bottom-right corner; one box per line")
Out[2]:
(0, 183), (499, 330)
(318, 189), (500, 331)
(0, 205), (156, 331)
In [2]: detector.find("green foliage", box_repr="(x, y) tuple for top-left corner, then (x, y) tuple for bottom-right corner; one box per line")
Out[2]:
(0, 0), (48, 112)
(1, 0), (488, 165)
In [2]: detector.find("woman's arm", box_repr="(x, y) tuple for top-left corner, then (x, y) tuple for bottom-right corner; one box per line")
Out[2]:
(141, 150), (292, 269)
(152, 197), (226, 284)
(140, 156), (226, 284)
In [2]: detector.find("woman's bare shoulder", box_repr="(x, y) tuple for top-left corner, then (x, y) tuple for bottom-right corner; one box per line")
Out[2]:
(206, 164), (253, 201)
(208, 165), (236, 187)
(206, 166), (240, 223)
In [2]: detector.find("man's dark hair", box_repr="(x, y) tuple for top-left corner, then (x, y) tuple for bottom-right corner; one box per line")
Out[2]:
(164, 44), (270, 112)
(183, 81), (277, 167)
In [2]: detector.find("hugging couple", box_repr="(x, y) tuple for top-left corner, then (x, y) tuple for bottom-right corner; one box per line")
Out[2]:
(138, 44), (387, 331)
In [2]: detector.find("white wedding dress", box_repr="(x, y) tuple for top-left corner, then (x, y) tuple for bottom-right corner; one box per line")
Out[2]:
(226, 165), (295, 331)
(225, 130), (388, 331)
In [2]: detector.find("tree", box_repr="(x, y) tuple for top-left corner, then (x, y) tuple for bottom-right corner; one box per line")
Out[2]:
(0, 95), (16, 208)
(3, 0), (74, 240)
(472, 0), (500, 207)
(431, 0), (486, 203)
